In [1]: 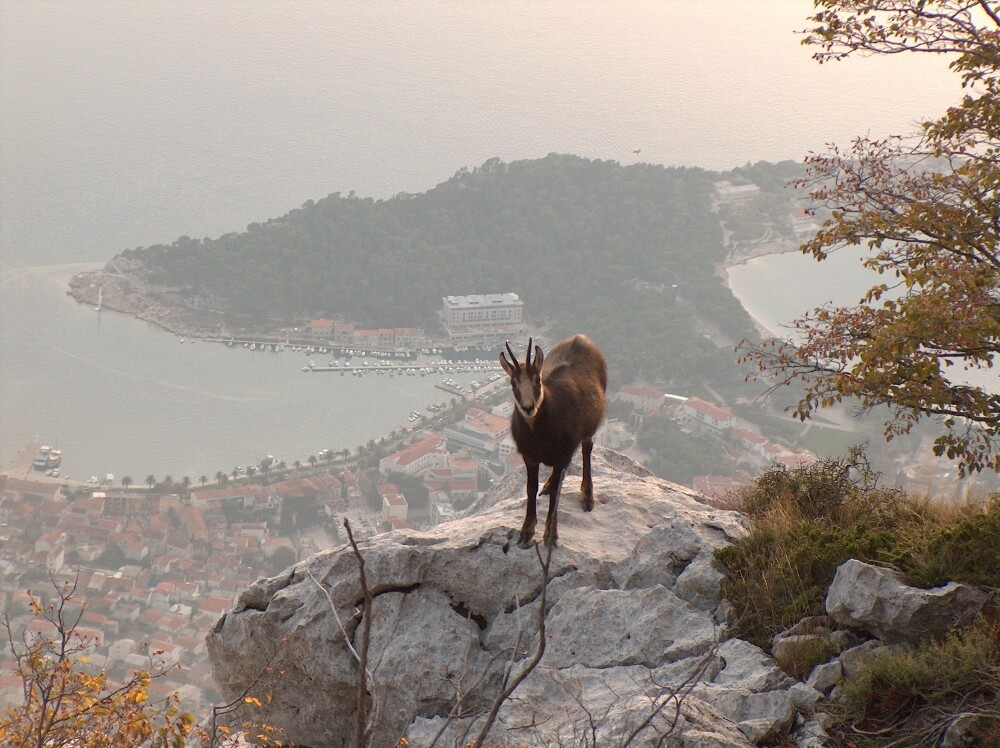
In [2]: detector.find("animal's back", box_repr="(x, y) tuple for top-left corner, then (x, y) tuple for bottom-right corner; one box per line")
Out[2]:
(541, 335), (608, 451)
(544, 334), (608, 394)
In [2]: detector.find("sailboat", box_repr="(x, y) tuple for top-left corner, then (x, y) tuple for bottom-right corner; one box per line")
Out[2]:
(94, 285), (103, 312)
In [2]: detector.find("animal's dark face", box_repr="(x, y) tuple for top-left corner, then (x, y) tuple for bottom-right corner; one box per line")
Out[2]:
(498, 339), (545, 422)
(508, 368), (542, 417)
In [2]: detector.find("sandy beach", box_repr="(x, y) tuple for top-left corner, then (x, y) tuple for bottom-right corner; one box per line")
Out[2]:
(715, 259), (783, 339)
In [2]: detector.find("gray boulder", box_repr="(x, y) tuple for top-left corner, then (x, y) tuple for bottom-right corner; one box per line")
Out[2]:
(825, 559), (989, 643)
(207, 449), (813, 747)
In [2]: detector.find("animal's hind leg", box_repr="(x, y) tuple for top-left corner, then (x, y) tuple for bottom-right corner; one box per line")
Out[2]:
(518, 462), (540, 548)
(579, 437), (594, 512)
(542, 467), (564, 548)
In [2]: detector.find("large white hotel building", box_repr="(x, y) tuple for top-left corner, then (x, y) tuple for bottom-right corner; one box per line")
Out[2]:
(439, 293), (526, 342)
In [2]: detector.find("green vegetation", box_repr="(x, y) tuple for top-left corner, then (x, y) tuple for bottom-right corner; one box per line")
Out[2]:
(717, 447), (1000, 745)
(118, 155), (803, 386)
(715, 449), (1000, 649)
(636, 416), (739, 484)
(837, 617), (1000, 747)
(386, 471), (430, 512)
(771, 636), (839, 681)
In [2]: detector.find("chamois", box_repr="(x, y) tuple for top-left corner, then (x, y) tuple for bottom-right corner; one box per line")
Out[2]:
(499, 334), (607, 548)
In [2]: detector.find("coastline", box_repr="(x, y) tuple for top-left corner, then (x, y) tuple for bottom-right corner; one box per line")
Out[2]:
(717, 238), (803, 339)
(715, 261), (778, 339)
(67, 262), (257, 342)
(4, 261), (493, 483)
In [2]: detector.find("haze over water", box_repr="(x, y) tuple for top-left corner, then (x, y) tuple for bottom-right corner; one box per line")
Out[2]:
(0, 1), (962, 480)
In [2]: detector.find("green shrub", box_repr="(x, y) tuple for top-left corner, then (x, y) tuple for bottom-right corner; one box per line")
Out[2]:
(833, 616), (1000, 746)
(772, 636), (839, 681)
(716, 520), (898, 647)
(887, 499), (1000, 589)
(715, 450), (1000, 648)
(715, 450), (906, 647)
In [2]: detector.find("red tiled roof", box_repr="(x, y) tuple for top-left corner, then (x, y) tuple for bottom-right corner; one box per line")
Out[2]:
(684, 398), (735, 422)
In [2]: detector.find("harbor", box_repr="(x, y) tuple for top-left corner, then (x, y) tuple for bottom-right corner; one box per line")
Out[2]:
(300, 360), (501, 377)
(2, 440), (91, 489)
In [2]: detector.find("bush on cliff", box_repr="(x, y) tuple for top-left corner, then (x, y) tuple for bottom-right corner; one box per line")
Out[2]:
(715, 449), (1000, 648)
(715, 450), (1000, 745)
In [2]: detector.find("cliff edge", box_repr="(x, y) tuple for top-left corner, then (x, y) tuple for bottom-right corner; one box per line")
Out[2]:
(207, 450), (817, 747)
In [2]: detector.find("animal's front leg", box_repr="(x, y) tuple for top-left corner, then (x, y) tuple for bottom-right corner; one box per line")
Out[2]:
(542, 467), (564, 548)
(540, 469), (555, 496)
(518, 462), (540, 548)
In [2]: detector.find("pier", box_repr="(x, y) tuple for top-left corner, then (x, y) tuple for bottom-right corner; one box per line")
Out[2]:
(6, 439), (44, 478)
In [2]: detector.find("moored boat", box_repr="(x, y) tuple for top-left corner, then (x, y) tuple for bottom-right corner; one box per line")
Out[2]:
(33, 445), (52, 471)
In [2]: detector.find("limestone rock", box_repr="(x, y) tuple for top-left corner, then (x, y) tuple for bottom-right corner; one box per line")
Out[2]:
(713, 638), (793, 692)
(825, 559), (989, 643)
(207, 450), (805, 747)
(805, 660), (842, 695)
(691, 684), (796, 743)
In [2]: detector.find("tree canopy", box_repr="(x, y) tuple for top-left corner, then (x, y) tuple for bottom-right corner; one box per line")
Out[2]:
(741, 1), (1000, 475)
(122, 154), (772, 385)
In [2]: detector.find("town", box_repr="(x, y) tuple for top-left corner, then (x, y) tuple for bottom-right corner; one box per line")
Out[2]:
(3, 265), (992, 722)
(0, 387), (816, 718)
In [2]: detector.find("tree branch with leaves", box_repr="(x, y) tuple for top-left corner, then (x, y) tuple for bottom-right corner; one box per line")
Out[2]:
(0, 577), (196, 748)
(740, 0), (1000, 475)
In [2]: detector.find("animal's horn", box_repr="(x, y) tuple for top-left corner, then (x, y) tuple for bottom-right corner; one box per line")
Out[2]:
(526, 337), (534, 367)
(505, 340), (520, 370)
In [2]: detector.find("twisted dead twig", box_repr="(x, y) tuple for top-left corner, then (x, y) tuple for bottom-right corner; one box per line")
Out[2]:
(468, 541), (555, 748)
(341, 519), (374, 748)
(622, 638), (720, 747)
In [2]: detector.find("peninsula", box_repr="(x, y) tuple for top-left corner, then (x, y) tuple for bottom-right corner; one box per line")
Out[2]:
(68, 155), (806, 386)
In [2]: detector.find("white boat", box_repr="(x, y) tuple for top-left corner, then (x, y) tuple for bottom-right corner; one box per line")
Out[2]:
(94, 285), (103, 312)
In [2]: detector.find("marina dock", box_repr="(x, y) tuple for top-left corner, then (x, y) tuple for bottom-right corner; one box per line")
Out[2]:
(5, 439), (43, 478)
(301, 362), (501, 376)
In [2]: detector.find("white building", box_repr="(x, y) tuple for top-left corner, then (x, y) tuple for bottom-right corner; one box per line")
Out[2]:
(440, 293), (526, 341)
(382, 492), (408, 523)
(713, 180), (761, 204)
(681, 398), (737, 432)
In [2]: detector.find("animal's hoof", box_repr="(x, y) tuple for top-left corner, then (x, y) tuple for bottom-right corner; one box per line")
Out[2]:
(517, 526), (536, 548)
(541, 533), (558, 548)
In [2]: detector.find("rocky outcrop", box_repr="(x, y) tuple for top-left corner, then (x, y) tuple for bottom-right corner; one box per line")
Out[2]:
(825, 559), (990, 643)
(207, 450), (817, 747)
(67, 258), (235, 338)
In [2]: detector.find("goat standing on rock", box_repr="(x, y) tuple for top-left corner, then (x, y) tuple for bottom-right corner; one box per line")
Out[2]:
(499, 334), (607, 548)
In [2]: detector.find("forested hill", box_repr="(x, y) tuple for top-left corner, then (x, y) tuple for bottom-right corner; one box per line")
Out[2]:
(119, 154), (776, 383)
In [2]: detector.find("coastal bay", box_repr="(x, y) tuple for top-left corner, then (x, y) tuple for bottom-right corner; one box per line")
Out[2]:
(0, 263), (488, 483)
(2, 1), (963, 486)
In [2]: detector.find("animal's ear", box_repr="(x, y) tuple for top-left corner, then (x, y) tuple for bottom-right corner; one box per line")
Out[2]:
(532, 345), (544, 372)
(498, 351), (516, 377)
